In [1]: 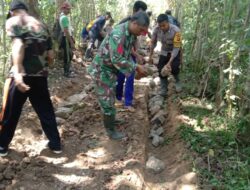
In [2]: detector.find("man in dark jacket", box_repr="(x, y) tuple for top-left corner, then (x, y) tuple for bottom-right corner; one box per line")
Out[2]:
(84, 12), (112, 60)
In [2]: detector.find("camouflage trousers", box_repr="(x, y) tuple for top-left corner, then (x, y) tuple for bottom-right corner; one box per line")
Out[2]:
(93, 71), (117, 116)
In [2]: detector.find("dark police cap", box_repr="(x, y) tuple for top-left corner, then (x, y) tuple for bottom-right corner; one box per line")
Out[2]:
(7, 1), (28, 19)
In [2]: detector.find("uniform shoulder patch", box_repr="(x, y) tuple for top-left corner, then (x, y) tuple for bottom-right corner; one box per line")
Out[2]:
(173, 32), (182, 48)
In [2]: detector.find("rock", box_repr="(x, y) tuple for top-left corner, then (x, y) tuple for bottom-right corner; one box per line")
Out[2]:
(155, 127), (164, 136)
(0, 184), (5, 190)
(149, 79), (156, 89)
(152, 135), (164, 147)
(56, 117), (66, 125)
(85, 83), (95, 92)
(148, 91), (158, 98)
(67, 91), (87, 104)
(179, 172), (197, 184)
(149, 129), (157, 139)
(0, 173), (3, 181)
(149, 95), (164, 108)
(72, 102), (86, 111)
(153, 58), (159, 65)
(151, 124), (159, 130)
(0, 164), (7, 173)
(23, 157), (31, 164)
(151, 110), (166, 126)
(149, 105), (161, 116)
(76, 58), (83, 63)
(58, 91), (87, 108)
(55, 107), (73, 119)
(146, 156), (165, 173)
(177, 184), (197, 190)
(153, 73), (159, 78)
(144, 64), (154, 76)
(126, 146), (133, 154)
(3, 167), (15, 180)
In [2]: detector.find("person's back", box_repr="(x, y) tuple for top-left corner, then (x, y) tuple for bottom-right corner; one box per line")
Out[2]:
(167, 15), (180, 28)
(6, 14), (51, 75)
(0, 1), (61, 157)
(90, 15), (106, 34)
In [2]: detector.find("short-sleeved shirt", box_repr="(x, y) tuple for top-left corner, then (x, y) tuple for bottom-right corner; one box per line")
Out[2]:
(151, 24), (181, 57)
(59, 13), (73, 36)
(6, 15), (52, 76)
(88, 21), (137, 82)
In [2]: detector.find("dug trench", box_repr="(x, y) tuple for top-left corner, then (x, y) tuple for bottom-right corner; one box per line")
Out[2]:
(0, 51), (197, 190)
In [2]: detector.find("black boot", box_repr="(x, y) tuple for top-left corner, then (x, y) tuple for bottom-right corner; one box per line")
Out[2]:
(103, 115), (125, 140)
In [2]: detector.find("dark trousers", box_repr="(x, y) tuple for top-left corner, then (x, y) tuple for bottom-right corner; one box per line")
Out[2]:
(157, 52), (181, 79)
(157, 52), (181, 96)
(85, 31), (104, 59)
(60, 36), (73, 75)
(0, 77), (61, 149)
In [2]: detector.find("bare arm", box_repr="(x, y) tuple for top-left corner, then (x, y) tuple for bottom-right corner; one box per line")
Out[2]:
(12, 38), (30, 92)
(166, 32), (181, 68)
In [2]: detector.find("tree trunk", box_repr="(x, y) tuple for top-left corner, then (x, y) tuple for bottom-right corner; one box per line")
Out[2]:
(1, 0), (7, 82)
(241, 1), (250, 116)
(27, 0), (40, 18)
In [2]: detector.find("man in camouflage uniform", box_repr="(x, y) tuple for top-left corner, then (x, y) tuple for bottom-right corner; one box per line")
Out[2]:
(88, 11), (149, 140)
(0, 1), (61, 156)
(149, 14), (182, 97)
(116, 1), (148, 112)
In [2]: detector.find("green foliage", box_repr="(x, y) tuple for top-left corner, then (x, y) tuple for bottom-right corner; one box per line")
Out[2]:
(179, 99), (250, 189)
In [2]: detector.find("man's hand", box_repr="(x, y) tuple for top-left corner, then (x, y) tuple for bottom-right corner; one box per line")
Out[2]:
(137, 54), (145, 65)
(135, 65), (148, 79)
(14, 73), (30, 93)
(161, 62), (172, 77)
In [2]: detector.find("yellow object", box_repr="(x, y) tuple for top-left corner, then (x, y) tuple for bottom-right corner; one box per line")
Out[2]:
(208, 149), (214, 157)
(86, 19), (97, 31)
(173, 32), (182, 48)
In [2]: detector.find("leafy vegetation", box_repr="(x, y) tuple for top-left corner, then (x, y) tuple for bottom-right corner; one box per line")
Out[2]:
(179, 100), (250, 189)
(0, 0), (249, 188)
